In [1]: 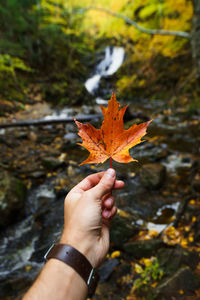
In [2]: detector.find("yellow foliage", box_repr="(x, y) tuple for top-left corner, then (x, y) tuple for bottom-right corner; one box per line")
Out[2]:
(162, 226), (181, 245)
(184, 226), (190, 232)
(111, 250), (121, 258)
(140, 257), (154, 267)
(192, 216), (197, 223)
(117, 208), (131, 218)
(126, 295), (138, 300)
(46, 0), (192, 62)
(189, 200), (195, 205)
(146, 229), (159, 240)
(37, 0), (194, 98)
(134, 263), (143, 274)
(180, 238), (188, 247)
(25, 265), (32, 272)
(151, 281), (158, 288)
(188, 236), (194, 243)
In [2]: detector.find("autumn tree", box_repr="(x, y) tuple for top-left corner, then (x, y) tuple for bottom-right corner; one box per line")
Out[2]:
(191, 0), (200, 80)
(81, 0), (200, 81)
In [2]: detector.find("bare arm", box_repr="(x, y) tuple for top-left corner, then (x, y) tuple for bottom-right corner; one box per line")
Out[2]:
(23, 169), (124, 300)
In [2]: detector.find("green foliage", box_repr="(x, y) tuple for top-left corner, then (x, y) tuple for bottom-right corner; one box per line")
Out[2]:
(139, 2), (164, 20)
(0, 0), (94, 105)
(0, 54), (32, 102)
(0, 54), (31, 74)
(0, 0), (39, 57)
(132, 258), (164, 293)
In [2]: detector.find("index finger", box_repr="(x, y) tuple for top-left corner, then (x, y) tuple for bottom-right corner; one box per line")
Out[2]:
(72, 171), (124, 193)
(72, 171), (105, 192)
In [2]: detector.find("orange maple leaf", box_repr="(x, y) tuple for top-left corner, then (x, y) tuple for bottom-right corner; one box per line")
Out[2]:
(75, 92), (151, 165)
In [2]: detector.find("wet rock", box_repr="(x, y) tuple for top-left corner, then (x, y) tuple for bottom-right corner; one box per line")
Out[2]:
(0, 136), (6, 144)
(0, 171), (27, 228)
(176, 157), (193, 175)
(133, 143), (169, 163)
(193, 220), (200, 244)
(190, 160), (200, 192)
(139, 163), (166, 189)
(192, 173), (200, 192)
(41, 156), (64, 170)
(154, 267), (199, 299)
(156, 148), (169, 160)
(123, 239), (165, 259)
(95, 262), (131, 300)
(63, 133), (77, 142)
(37, 135), (53, 145)
(110, 211), (139, 248)
(29, 171), (46, 179)
(98, 258), (119, 283)
(157, 246), (199, 274)
(15, 131), (28, 139)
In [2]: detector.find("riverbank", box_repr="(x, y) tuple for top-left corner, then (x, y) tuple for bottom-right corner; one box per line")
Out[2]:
(0, 96), (200, 299)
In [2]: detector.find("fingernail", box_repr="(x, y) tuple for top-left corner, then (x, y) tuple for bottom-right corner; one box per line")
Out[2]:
(106, 168), (115, 178)
(117, 180), (125, 185)
(106, 197), (113, 205)
(103, 210), (111, 218)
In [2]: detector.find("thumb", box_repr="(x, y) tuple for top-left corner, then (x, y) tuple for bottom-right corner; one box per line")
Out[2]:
(91, 169), (116, 199)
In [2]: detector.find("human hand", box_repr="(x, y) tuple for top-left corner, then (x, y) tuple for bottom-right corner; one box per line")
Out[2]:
(60, 169), (124, 268)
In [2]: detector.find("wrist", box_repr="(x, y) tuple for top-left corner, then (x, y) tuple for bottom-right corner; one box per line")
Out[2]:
(45, 243), (100, 298)
(60, 231), (97, 267)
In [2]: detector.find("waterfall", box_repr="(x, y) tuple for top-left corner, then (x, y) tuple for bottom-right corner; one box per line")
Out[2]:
(85, 46), (125, 95)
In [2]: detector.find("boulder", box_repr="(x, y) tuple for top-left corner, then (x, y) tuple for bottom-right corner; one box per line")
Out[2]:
(157, 246), (199, 274)
(98, 258), (119, 283)
(0, 171), (27, 228)
(123, 239), (165, 259)
(41, 156), (64, 170)
(154, 267), (199, 299)
(110, 211), (139, 248)
(139, 163), (166, 189)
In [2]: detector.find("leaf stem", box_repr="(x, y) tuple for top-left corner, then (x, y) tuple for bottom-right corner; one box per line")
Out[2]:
(109, 157), (113, 196)
(110, 157), (112, 168)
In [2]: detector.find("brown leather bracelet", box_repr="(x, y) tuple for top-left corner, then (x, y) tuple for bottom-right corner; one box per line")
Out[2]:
(44, 243), (99, 298)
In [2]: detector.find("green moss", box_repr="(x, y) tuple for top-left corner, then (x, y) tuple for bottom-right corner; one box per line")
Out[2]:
(14, 178), (26, 201)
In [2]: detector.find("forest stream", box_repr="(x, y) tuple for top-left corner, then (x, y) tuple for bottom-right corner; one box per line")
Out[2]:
(0, 47), (200, 300)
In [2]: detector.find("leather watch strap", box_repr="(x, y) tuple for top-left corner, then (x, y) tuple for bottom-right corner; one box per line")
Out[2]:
(45, 243), (99, 297)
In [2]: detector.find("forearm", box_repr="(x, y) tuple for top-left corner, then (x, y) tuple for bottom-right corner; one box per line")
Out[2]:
(23, 169), (122, 300)
(23, 259), (87, 300)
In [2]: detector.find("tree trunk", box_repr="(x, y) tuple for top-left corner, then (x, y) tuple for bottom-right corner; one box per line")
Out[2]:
(0, 114), (101, 128)
(191, 0), (200, 80)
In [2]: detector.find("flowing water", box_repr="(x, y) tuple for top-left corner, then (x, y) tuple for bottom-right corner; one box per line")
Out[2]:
(85, 46), (125, 95)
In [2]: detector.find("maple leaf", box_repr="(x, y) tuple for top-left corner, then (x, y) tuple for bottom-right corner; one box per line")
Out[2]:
(75, 92), (151, 165)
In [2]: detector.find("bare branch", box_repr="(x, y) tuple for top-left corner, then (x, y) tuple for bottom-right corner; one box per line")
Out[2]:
(80, 6), (191, 39)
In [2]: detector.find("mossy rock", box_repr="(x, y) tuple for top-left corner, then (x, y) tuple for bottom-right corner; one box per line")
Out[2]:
(0, 171), (27, 228)
(123, 239), (165, 259)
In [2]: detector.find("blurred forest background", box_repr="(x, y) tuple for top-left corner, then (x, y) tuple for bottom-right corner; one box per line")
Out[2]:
(0, 1), (200, 300)
(0, 0), (200, 110)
